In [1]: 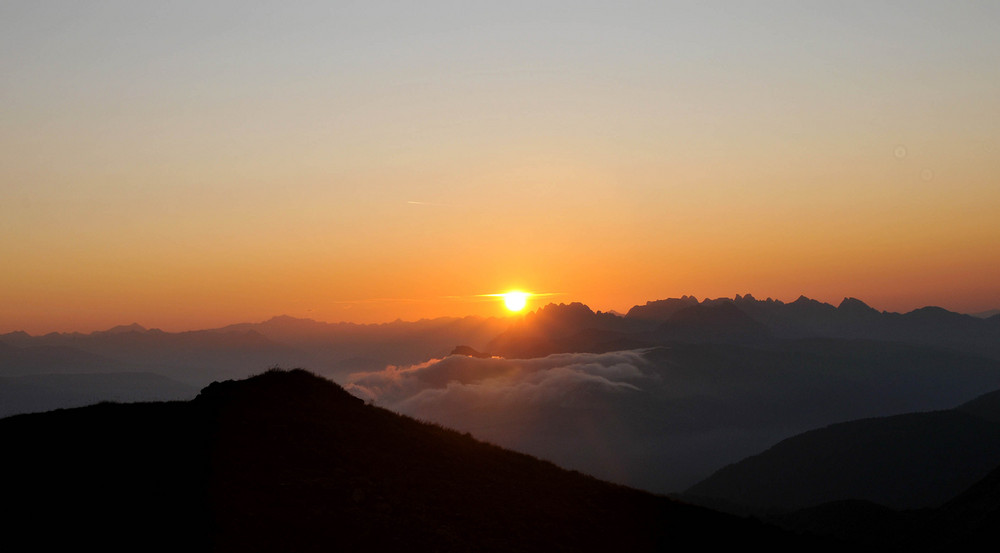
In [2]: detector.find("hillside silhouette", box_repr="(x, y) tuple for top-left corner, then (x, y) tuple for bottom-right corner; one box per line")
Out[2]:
(684, 391), (1000, 511)
(2, 369), (811, 552)
(757, 456), (1000, 551)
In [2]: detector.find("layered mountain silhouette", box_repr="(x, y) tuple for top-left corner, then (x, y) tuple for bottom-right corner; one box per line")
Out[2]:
(677, 386), (1000, 549)
(5, 295), (1000, 496)
(474, 295), (1000, 360)
(0, 339), (131, 374)
(759, 452), (1000, 550)
(214, 314), (510, 372)
(1, 315), (510, 388)
(684, 387), (1000, 511)
(0, 371), (196, 417)
(5, 295), (997, 392)
(1, 369), (811, 552)
(0, 326), (296, 385)
(6, 295), (1000, 550)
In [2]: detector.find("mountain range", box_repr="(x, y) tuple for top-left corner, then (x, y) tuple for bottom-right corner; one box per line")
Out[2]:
(482, 295), (1000, 359)
(1, 315), (510, 384)
(5, 294), (1000, 493)
(6, 294), (1000, 550)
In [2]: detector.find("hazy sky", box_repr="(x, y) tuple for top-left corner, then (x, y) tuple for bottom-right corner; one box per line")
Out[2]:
(2, 1), (999, 333)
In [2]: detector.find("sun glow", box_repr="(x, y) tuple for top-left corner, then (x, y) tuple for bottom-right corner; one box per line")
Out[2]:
(478, 290), (560, 315)
(502, 291), (529, 312)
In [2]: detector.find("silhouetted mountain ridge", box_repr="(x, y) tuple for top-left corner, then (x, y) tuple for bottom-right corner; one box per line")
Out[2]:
(0, 315), (512, 390)
(625, 295), (701, 321)
(2, 369), (810, 552)
(482, 295), (1000, 360)
(684, 388), (1000, 512)
(766, 454), (1000, 551)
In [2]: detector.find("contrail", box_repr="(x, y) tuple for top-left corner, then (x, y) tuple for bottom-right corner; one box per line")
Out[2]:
(407, 200), (452, 207)
(332, 292), (564, 304)
(475, 292), (564, 299)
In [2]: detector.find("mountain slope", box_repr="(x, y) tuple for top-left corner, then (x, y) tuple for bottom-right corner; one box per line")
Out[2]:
(763, 455), (1000, 551)
(684, 390), (1000, 511)
(1, 369), (810, 552)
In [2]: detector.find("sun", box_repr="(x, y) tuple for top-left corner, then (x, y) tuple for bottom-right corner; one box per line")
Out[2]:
(502, 291), (529, 312)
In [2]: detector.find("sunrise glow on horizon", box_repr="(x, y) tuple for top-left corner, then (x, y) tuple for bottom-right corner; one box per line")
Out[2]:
(2, 2), (998, 335)
(502, 292), (529, 313)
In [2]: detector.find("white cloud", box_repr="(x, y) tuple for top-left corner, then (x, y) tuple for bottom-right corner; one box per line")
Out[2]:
(345, 349), (648, 408)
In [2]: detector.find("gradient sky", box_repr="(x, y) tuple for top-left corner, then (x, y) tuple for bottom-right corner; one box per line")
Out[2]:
(2, 1), (999, 334)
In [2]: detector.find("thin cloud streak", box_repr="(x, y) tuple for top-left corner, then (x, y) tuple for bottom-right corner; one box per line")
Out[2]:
(406, 200), (453, 207)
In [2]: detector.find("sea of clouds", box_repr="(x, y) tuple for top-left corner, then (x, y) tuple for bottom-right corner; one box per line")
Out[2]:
(345, 346), (1000, 493)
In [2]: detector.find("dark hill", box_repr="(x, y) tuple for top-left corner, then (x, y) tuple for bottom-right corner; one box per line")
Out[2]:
(956, 389), (1000, 423)
(925, 459), (1000, 547)
(2, 369), (811, 552)
(762, 455), (1000, 551)
(684, 390), (1000, 511)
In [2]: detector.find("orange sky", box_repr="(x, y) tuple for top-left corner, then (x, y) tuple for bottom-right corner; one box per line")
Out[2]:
(2, 3), (999, 334)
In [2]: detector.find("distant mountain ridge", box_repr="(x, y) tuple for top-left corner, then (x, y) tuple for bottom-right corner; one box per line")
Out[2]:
(0, 372), (197, 417)
(1, 315), (511, 385)
(469, 295), (1000, 360)
(6, 295), (998, 363)
(6, 294), (1000, 426)
(0, 315), (511, 417)
(721, 294), (1000, 359)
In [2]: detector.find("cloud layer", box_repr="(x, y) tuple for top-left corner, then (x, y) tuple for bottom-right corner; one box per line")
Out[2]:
(348, 349), (646, 409)
(345, 345), (1000, 493)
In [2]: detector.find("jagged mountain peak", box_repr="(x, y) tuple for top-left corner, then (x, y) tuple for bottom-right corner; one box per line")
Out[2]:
(624, 296), (700, 321)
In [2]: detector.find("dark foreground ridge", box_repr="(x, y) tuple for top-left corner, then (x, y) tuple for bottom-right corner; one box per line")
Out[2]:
(2, 369), (811, 552)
